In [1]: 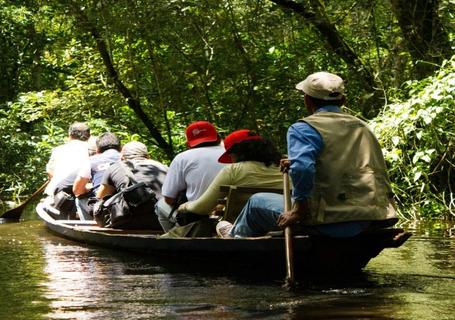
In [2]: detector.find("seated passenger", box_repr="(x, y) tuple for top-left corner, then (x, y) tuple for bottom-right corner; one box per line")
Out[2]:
(216, 72), (397, 239)
(45, 122), (91, 196)
(175, 129), (283, 228)
(96, 141), (168, 229)
(156, 121), (225, 231)
(43, 122), (91, 219)
(72, 132), (122, 220)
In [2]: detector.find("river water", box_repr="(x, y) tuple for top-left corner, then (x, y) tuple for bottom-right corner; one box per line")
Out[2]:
(0, 202), (454, 320)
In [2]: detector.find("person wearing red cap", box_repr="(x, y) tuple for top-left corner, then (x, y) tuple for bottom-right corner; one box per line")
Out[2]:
(175, 129), (283, 228)
(156, 121), (225, 231)
(217, 72), (397, 238)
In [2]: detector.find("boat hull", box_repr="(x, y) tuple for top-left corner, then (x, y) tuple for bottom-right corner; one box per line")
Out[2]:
(36, 202), (411, 275)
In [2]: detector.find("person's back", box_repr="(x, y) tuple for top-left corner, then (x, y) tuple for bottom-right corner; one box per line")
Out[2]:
(216, 72), (397, 239)
(86, 149), (121, 191)
(300, 111), (395, 225)
(45, 122), (91, 196)
(73, 132), (122, 220)
(177, 129), (283, 229)
(96, 141), (168, 229)
(163, 145), (225, 202)
(105, 158), (168, 199)
(157, 121), (225, 231)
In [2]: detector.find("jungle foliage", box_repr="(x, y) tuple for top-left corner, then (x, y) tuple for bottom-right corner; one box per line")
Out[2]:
(0, 0), (453, 219)
(370, 58), (455, 219)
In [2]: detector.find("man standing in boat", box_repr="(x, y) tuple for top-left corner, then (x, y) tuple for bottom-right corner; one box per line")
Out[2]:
(155, 121), (225, 231)
(216, 72), (398, 238)
(72, 132), (122, 220)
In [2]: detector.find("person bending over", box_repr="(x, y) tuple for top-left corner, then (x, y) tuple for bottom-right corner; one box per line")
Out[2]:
(96, 141), (168, 229)
(72, 132), (121, 220)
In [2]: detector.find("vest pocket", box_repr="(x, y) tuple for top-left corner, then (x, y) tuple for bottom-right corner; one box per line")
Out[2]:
(342, 167), (387, 206)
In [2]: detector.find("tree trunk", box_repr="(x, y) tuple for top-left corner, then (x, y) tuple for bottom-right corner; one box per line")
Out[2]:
(269, 0), (381, 116)
(69, 5), (174, 159)
(224, 0), (260, 131)
(390, 0), (453, 79)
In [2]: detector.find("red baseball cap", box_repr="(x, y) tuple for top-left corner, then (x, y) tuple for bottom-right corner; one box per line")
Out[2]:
(218, 129), (262, 163)
(185, 121), (219, 148)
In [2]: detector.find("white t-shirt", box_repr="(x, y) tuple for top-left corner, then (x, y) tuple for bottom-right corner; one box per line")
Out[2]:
(45, 139), (89, 195)
(161, 145), (225, 201)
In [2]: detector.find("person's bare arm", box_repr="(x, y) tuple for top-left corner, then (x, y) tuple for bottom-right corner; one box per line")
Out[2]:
(96, 184), (116, 199)
(164, 196), (175, 206)
(277, 199), (309, 228)
(73, 176), (90, 197)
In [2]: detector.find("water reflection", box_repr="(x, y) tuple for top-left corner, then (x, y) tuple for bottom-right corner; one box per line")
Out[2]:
(0, 221), (50, 320)
(35, 230), (455, 320)
(0, 216), (454, 319)
(39, 237), (172, 319)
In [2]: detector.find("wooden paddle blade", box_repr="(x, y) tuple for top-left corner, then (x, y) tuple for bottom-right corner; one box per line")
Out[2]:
(283, 172), (296, 287)
(284, 226), (295, 286)
(0, 205), (25, 220)
(0, 181), (49, 220)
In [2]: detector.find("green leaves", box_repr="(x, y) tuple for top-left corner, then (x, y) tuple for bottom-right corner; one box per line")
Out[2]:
(371, 56), (455, 219)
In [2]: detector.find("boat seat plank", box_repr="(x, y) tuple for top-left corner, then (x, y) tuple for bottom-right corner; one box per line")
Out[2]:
(58, 220), (98, 226)
(67, 224), (162, 234)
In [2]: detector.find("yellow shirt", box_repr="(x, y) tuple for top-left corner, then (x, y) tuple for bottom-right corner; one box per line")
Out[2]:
(181, 161), (283, 215)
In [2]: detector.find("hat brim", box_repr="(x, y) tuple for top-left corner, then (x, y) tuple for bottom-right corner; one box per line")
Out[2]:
(187, 136), (218, 148)
(295, 80), (306, 91)
(218, 152), (232, 164)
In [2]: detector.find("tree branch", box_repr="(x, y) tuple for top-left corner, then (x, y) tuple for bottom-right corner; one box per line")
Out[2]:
(70, 4), (174, 158)
(270, 0), (376, 85)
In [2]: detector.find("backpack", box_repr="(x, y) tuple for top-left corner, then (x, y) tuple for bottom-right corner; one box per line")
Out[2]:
(94, 162), (159, 229)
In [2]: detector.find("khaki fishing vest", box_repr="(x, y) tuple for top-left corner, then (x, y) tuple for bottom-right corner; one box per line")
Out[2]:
(300, 111), (397, 225)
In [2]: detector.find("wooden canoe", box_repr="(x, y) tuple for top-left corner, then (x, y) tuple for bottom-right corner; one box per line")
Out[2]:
(36, 202), (411, 275)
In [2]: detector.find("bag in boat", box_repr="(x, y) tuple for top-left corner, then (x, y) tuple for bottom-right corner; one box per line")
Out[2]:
(94, 161), (159, 229)
(75, 192), (98, 218)
(53, 190), (76, 214)
(175, 210), (206, 226)
(94, 182), (159, 229)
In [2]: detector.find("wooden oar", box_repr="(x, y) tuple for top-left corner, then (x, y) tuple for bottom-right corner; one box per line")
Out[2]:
(1, 180), (49, 220)
(283, 171), (295, 287)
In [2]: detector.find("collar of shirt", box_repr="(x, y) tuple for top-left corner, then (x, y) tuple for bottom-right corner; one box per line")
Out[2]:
(314, 105), (341, 113)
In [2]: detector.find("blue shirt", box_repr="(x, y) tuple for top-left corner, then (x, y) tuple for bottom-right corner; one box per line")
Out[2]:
(287, 106), (341, 201)
(90, 149), (121, 191)
(287, 106), (371, 237)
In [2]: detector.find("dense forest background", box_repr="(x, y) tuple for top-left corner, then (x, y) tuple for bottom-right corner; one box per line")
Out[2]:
(0, 0), (453, 220)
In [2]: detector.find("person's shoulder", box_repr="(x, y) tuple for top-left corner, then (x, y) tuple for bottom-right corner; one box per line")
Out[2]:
(107, 161), (122, 171)
(289, 121), (311, 132)
(223, 161), (245, 172)
(63, 139), (88, 153)
(99, 149), (121, 160)
(173, 148), (202, 161)
(187, 145), (225, 160)
(52, 141), (70, 151)
(89, 153), (102, 161)
(68, 139), (88, 147)
(146, 159), (169, 171)
(171, 149), (191, 162)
